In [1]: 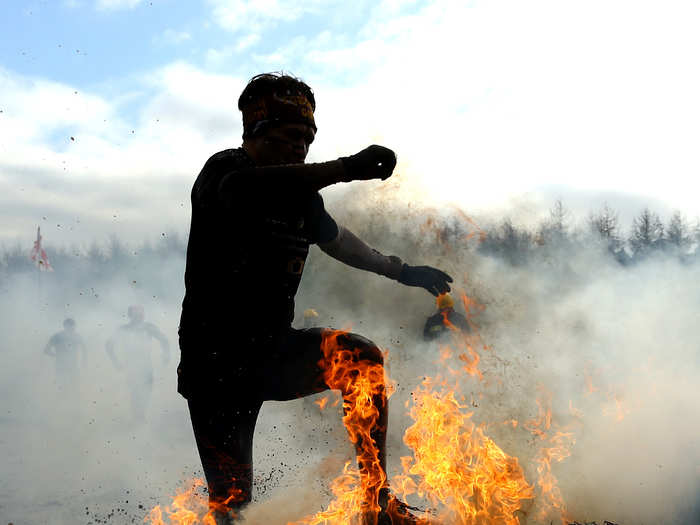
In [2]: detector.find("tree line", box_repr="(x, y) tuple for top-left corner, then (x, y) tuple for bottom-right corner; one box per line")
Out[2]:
(478, 201), (699, 266)
(1, 201), (698, 292)
(0, 231), (188, 303)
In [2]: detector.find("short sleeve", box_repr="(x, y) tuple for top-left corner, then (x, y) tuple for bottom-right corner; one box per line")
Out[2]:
(192, 149), (252, 207)
(310, 193), (339, 244)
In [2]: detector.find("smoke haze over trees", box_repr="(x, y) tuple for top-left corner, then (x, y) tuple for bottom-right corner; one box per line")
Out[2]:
(1, 197), (699, 524)
(5, 200), (699, 285)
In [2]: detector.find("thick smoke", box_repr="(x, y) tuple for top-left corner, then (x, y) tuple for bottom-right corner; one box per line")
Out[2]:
(1, 185), (698, 524)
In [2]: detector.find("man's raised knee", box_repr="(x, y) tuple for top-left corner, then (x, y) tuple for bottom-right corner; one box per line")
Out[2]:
(340, 332), (384, 365)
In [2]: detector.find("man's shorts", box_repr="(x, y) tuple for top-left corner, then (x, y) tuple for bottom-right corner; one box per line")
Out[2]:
(177, 327), (380, 403)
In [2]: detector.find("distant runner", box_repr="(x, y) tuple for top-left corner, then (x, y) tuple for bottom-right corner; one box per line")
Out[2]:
(106, 305), (170, 422)
(423, 293), (470, 341)
(44, 318), (86, 391)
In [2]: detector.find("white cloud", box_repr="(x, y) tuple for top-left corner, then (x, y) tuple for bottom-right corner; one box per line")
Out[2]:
(204, 34), (261, 66)
(206, 0), (336, 33)
(289, 0), (700, 218)
(0, 64), (246, 245)
(5, 0), (700, 245)
(236, 33), (261, 51)
(154, 28), (192, 45)
(95, 0), (143, 10)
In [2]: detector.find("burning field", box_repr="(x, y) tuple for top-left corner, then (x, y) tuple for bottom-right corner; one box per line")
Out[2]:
(139, 201), (700, 524)
(1, 196), (699, 525)
(142, 289), (602, 525)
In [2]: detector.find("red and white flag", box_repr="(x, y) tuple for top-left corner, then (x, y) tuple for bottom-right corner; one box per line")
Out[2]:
(30, 226), (53, 271)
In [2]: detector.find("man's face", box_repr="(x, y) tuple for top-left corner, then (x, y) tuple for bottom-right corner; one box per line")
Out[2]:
(248, 122), (316, 165)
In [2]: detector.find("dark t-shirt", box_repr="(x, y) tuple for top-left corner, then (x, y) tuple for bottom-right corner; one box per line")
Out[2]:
(423, 308), (470, 341)
(179, 148), (338, 341)
(48, 330), (84, 375)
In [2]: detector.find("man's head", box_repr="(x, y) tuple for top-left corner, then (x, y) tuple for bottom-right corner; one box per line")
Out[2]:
(127, 305), (145, 323)
(436, 293), (455, 311)
(238, 72), (316, 165)
(63, 318), (76, 331)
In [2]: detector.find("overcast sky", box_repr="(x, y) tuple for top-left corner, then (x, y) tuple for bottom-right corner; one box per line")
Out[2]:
(2, 0), (700, 248)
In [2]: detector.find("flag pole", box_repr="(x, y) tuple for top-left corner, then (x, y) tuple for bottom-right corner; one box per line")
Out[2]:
(30, 226), (53, 305)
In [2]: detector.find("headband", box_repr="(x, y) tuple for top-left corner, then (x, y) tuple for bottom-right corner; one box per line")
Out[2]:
(241, 92), (316, 137)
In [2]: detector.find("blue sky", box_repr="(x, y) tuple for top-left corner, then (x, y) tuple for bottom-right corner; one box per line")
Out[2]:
(2, 0), (700, 247)
(1, 1), (398, 89)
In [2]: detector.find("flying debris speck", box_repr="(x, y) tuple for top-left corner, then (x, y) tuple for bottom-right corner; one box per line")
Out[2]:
(70, 136), (75, 141)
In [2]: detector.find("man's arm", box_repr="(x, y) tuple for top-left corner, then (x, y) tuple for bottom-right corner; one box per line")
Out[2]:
(207, 145), (396, 206)
(319, 225), (453, 296)
(79, 336), (88, 366)
(147, 324), (171, 366)
(424, 316), (440, 341)
(105, 336), (122, 370)
(319, 226), (403, 279)
(44, 336), (56, 356)
(217, 160), (346, 198)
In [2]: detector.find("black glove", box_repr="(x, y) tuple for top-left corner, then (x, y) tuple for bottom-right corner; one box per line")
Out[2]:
(398, 264), (453, 296)
(340, 145), (397, 181)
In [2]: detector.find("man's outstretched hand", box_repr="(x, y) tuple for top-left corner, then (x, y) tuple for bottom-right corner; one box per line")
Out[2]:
(398, 264), (453, 296)
(340, 145), (397, 181)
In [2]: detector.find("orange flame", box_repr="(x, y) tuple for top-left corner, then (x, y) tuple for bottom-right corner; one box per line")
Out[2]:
(583, 361), (599, 396)
(144, 478), (226, 525)
(603, 390), (629, 422)
(523, 387), (575, 524)
(293, 329), (393, 525)
(393, 378), (534, 524)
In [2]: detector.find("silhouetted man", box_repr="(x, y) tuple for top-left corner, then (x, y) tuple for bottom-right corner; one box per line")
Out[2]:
(423, 293), (471, 341)
(44, 318), (86, 391)
(106, 305), (170, 422)
(178, 72), (452, 524)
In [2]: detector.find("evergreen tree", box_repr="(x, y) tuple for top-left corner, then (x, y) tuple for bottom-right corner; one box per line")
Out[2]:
(588, 202), (622, 251)
(537, 199), (571, 245)
(629, 208), (664, 258)
(479, 218), (532, 265)
(665, 210), (690, 251)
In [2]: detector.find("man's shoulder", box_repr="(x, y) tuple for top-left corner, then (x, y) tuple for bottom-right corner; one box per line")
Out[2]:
(68, 332), (84, 342)
(427, 311), (443, 322)
(143, 322), (162, 335)
(447, 310), (470, 331)
(192, 148), (253, 205)
(202, 148), (252, 172)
